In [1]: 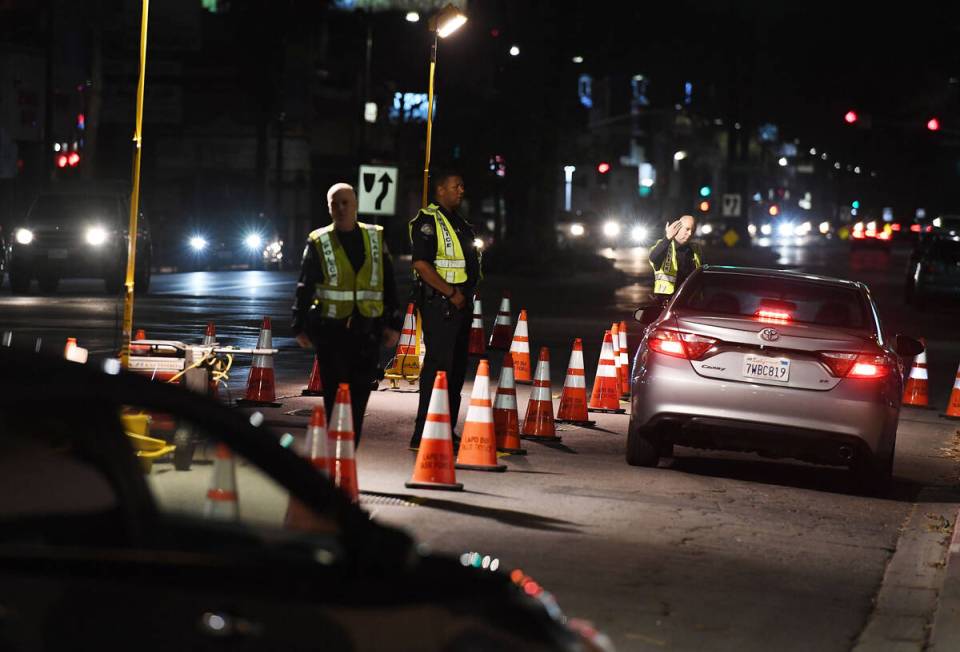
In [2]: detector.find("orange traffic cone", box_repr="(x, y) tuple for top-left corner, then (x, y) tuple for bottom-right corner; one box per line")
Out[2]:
(328, 384), (360, 502)
(238, 316), (280, 406)
(618, 320), (631, 400)
(285, 403), (332, 530)
(557, 338), (595, 426)
(510, 309), (532, 384)
(131, 329), (149, 355)
(302, 358), (324, 396)
(902, 341), (930, 408)
(384, 303), (421, 382)
(406, 371), (464, 491)
(456, 360), (507, 472)
(611, 323), (625, 397)
(203, 321), (218, 347)
(204, 443), (239, 520)
(521, 347), (560, 442)
(488, 291), (514, 350)
(943, 362), (960, 420)
(589, 330), (625, 413)
(494, 352), (526, 455)
(468, 293), (486, 356)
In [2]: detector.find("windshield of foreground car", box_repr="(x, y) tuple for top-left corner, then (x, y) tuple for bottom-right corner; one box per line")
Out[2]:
(675, 273), (870, 329)
(28, 195), (121, 225)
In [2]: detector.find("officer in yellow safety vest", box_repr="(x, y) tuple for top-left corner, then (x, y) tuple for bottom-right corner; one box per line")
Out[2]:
(293, 182), (402, 446)
(648, 214), (702, 306)
(408, 168), (482, 450)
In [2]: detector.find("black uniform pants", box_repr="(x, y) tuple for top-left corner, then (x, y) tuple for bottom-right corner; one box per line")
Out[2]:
(410, 293), (472, 447)
(308, 318), (381, 447)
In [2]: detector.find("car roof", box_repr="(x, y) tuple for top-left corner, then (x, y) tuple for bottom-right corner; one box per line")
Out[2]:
(699, 265), (866, 291)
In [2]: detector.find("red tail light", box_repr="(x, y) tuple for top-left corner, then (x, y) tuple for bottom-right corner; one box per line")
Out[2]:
(910, 224), (922, 233)
(891, 223), (902, 232)
(820, 352), (892, 379)
(756, 310), (792, 324)
(876, 230), (891, 241)
(649, 328), (717, 360)
(851, 231), (866, 239)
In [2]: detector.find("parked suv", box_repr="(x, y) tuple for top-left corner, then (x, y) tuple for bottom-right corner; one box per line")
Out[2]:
(7, 190), (152, 294)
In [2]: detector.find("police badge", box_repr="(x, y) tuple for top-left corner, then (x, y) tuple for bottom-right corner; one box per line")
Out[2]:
(420, 222), (435, 236)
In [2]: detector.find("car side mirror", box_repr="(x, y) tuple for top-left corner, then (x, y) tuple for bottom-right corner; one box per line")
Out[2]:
(634, 305), (661, 325)
(894, 335), (924, 357)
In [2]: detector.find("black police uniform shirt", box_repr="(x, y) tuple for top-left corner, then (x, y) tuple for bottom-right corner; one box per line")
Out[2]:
(410, 207), (480, 294)
(291, 225), (402, 335)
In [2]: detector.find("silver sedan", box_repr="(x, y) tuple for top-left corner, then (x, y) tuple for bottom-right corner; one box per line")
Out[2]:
(628, 266), (924, 491)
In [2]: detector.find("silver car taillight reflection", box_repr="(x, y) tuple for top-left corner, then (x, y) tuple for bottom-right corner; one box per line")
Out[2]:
(648, 328), (717, 360)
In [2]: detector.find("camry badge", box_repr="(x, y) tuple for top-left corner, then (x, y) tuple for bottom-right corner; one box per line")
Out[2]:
(759, 328), (780, 342)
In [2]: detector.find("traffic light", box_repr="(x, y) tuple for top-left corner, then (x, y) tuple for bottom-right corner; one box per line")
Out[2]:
(699, 185), (711, 198)
(596, 161), (611, 187)
(698, 200), (710, 213)
(596, 162), (611, 175)
(851, 200), (860, 209)
(927, 117), (941, 132)
(844, 110), (858, 125)
(768, 205), (779, 216)
(55, 151), (80, 170)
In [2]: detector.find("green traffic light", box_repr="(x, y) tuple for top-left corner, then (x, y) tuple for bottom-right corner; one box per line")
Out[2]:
(699, 186), (711, 198)
(851, 200), (860, 209)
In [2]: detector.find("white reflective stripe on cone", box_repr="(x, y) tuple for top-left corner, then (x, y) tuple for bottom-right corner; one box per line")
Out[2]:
(494, 395), (518, 410)
(331, 403), (354, 434)
(510, 342), (530, 353)
(305, 425), (329, 462)
(954, 376), (960, 389)
(909, 367), (929, 380)
(535, 364), (551, 382)
(514, 322), (529, 337)
(333, 438), (355, 460)
(570, 351), (585, 369)
(466, 403), (494, 423)
(423, 419), (453, 440)
(531, 385), (553, 402)
(565, 375), (586, 389)
(258, 329), (273, 349)
(597, 363), (618, 378)
(472, 318), (483, 328)
(252, 354), (274, 369)
(495, 316), (511, 325)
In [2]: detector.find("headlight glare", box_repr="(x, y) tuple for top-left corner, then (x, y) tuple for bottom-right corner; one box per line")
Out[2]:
(244, 234), (263, 250)
(189, 236), (208, 251)
(85, 226), (108, 246)
(15, 228), (34, 245)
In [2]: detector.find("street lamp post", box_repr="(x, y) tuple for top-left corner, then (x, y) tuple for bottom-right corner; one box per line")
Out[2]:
(421, 3), (467, 208)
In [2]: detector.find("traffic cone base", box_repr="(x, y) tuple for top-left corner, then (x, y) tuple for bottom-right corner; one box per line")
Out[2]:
(407, 372), (464, 490)
(302, 358), (324, 396)
(556, 418), (597, 426)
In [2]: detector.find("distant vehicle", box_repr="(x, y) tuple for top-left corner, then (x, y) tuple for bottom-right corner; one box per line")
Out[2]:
(0, 346), (606, 651)
(905, 235), (960, 309)
(556, 211), (654, 249)
(629, 266), (924, 492)
(6, 190), (152, 294)
(180, 216), (283, 271)
(849, 219), (893, 249)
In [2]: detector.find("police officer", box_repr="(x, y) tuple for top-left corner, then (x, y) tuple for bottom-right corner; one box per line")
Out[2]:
(408, 169), (481, 450)
(649, 214), (702, 306)
(293, 182), (402, 446)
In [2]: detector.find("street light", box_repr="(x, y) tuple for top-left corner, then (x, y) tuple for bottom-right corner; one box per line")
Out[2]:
(421, 3), (468, 207)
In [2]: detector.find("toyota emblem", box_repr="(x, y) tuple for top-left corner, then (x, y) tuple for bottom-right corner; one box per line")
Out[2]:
(759, 328), (780, 342)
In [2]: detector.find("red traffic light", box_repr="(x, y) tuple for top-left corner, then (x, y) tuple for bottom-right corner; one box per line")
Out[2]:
(56, 154), (68, 169)
(596, 162), (611, 174)
(67, 152), (80, 167)
(927, 117), (941, 132)
(844, 110), (858, 125)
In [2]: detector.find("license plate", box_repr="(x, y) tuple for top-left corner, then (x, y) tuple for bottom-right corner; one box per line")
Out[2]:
(742, 355), (790, 382)
(48, 249), (68, 259)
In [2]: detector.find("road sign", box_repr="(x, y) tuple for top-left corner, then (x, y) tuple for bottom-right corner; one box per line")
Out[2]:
(721, 193), (742, 217)
(358, 165), (398, 216)
(722, 229), (740, 248)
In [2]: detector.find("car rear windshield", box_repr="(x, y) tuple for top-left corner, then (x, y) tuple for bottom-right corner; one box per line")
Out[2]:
(29, 195), (120, 224)
(675, 273), (869, 329)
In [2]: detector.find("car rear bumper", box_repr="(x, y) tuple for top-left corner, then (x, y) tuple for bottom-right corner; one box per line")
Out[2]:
(630, 350), (900, 458)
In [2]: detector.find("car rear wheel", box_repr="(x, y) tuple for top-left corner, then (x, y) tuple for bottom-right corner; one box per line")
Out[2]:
(626, 423), (660, 467)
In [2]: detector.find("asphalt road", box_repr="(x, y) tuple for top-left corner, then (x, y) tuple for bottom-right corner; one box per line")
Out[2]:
(2, 239), (959, 651)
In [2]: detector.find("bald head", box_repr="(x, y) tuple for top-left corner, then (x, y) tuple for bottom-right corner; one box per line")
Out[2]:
(326, 183), (358, 232)
(675, 214), (695, 245)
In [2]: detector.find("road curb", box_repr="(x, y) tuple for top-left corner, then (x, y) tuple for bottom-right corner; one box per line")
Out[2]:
(929, 507), (960, 650)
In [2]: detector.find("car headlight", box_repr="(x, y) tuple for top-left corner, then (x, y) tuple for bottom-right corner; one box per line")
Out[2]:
(570, 223), (585, 237)
(602, 220), (620, 238)
(777, 222), (794, 237)
(760, 224), (772, 236)
(15, 228), (34, 245)
(244, 233), (263, 250)
(700, 224), (713, 235)
(189, 236), (208, 251)
(85, 226), (108, 246)
(630, 225), (648, 243)
(748, 224), (757, 236)
(819, 221), (830, 234)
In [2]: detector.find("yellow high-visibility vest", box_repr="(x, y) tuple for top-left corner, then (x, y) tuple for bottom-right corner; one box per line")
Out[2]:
(650, 238), (701, 295)
(408, 204), (468, 284)
(310, 222), (384, 319)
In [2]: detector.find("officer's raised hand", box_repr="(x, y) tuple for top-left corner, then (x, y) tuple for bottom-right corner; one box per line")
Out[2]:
(449, 286), (467, 310)
(665, 219), (682, 241)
